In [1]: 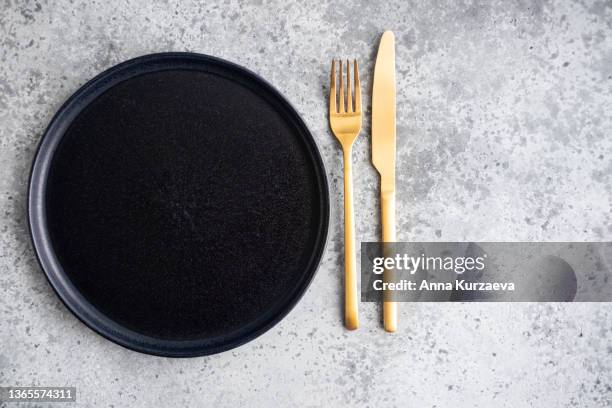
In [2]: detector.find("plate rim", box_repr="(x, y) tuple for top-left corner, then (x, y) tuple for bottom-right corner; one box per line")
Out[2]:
(27, 52), (330, 357)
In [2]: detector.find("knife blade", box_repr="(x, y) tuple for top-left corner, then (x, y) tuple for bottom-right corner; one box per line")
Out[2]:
(372, 30), (398, 332)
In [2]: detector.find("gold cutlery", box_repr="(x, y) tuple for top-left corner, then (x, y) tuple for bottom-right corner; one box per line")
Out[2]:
(372, 31), (398, 332)
(329, 59), (362, 330)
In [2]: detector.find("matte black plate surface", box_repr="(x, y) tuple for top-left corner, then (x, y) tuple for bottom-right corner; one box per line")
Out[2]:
(28, 53), (329, 357)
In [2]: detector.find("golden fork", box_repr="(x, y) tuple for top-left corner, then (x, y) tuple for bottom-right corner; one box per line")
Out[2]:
(329, 59), (361, 330)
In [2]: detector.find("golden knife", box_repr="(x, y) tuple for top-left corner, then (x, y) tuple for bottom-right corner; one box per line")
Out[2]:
(372, 30), (398, 332)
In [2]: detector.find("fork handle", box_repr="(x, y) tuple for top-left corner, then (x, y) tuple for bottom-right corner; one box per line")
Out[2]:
(343, 148), (359, 330)
(382, 190), (397, 332)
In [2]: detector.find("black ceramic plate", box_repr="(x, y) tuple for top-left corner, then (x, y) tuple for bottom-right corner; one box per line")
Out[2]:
(28, 53), (329, 357)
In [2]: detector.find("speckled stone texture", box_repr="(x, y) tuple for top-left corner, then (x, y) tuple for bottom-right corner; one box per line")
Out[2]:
(1, 0), (611, 407)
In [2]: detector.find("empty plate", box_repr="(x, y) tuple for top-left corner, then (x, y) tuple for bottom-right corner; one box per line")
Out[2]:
(28, 53), (329, 357)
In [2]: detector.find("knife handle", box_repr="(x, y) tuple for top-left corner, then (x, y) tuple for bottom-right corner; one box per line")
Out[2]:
(382, 190), (397, 332)
(343, 148), (359, 330)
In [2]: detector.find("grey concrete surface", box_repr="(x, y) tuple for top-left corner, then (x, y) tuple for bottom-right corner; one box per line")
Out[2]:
(1, 0), (611, 406)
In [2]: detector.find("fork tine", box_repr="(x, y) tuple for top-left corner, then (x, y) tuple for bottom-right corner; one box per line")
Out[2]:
(354, 59), (361, 113)
(329, 59), (336, 113)
(346, 59), (352, 112)
(339, 60), (345, 113)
